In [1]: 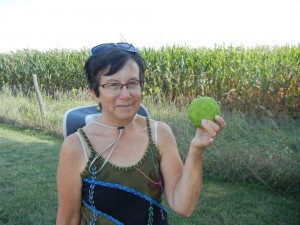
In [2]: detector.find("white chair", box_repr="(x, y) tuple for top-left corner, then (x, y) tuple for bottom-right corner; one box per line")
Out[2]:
(63, 104), (150, 139)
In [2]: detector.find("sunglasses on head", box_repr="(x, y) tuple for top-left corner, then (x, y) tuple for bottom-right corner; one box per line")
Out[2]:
(90, 42), (137, 56)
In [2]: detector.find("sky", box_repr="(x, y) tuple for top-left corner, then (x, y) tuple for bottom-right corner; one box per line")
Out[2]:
(0, 0), (299, 53)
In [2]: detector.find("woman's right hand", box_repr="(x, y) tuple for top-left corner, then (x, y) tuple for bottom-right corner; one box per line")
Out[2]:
(190, 115), (226, 152)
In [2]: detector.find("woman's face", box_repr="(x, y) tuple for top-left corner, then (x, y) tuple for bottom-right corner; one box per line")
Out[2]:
(95, 59), (142, 124)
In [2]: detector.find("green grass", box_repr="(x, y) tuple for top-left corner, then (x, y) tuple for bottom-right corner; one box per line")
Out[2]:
(146, 99), (300, 195)
(0, 87), (299, 195)
(168, 179), (300, 225)
(0, 125), (60, 225)
(1, 124), (299, 225)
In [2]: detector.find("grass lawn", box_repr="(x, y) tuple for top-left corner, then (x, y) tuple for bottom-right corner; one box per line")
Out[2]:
(0, 123), (299, 225)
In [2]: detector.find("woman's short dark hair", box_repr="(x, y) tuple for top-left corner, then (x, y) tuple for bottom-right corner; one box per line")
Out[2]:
(84, 44), (145, 97)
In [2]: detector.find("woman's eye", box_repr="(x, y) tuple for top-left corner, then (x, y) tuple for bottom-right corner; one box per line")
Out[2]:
(107, 83), (120, 89)
(128, 81), (139, 88)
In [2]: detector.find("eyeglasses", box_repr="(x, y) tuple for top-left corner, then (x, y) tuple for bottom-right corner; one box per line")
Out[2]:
(91, 42), (137, 56)
(100, 80), (141, 94)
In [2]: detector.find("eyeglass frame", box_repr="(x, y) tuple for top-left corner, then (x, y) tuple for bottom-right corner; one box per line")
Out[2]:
(99, 80), (142, 94)
(90, 42), (137, 56)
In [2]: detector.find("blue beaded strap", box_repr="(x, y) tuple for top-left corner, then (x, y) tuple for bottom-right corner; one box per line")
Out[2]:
(82, 200), (124, 225)
(83, 178), (167, 212)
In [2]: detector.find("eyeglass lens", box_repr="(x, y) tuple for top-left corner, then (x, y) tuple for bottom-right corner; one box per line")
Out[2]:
(101, 81), (141, 93)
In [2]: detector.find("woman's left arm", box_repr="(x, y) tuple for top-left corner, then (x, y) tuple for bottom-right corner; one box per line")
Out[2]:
(158, 116), (226, 216)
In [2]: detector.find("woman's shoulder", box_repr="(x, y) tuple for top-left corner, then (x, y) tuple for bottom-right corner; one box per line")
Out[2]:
(146, 118), (177, 158)
(146, 118), (174, 146)
(60, 132), (89, 171)
(60, 132), (83, 157)
(147, 117), (172, 133)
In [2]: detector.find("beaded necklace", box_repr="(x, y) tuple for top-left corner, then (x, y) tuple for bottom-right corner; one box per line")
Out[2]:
(87, 114), (137, 174)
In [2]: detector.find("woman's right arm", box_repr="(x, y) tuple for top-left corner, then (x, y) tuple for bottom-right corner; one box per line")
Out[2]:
(56, 134), (86, 225)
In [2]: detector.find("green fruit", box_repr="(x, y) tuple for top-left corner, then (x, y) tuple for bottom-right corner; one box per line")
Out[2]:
(187, 96), (221, 128)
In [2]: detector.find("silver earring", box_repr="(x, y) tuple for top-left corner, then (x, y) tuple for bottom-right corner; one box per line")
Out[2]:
(96, 103), (102, 112)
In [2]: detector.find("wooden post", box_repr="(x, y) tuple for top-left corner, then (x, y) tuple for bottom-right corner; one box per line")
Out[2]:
(32, 74), (45, 118)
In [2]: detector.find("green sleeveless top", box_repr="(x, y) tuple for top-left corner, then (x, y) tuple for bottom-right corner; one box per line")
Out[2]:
(77, 117), (168, 225)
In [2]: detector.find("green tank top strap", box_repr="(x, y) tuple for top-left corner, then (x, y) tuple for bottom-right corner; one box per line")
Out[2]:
(146, 117), (160, 178)
(78, 128), (97, 176)
(146, 117), (154, 145)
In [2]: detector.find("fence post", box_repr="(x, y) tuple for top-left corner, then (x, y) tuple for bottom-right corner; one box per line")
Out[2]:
(32, 74), (45, 118)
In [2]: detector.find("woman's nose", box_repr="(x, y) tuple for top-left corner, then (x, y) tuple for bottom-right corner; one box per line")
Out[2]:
(119, 85), (131, 98)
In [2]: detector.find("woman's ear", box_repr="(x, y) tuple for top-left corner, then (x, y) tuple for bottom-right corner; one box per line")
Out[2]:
(89, 89), (100, 103)
(89, 89), (102, 112)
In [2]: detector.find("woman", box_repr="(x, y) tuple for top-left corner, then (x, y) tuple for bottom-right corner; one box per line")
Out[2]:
(56, 42), (226, 225)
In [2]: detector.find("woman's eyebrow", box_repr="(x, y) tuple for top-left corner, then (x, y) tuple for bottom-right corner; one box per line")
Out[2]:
(104, 77), (139, 83)
(104, 79), (119, 83)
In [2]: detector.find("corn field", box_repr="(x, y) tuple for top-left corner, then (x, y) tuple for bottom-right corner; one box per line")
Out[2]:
(0, 45), (299, 117)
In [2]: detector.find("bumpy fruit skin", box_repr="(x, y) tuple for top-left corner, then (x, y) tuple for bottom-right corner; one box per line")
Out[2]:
(188, 96), (221, 128)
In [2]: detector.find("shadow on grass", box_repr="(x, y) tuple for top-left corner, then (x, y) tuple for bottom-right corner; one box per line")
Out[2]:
(0, 124), (62, 225)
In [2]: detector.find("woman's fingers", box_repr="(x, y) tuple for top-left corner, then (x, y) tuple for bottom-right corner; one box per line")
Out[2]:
(201, 119), (218, 138)
(192, 115), (226, 149)
(215, 115), (226, 130)
(200, 115), (226, 139)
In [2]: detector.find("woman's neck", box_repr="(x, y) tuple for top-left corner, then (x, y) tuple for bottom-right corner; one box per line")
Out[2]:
(96, 113), (137, 129)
